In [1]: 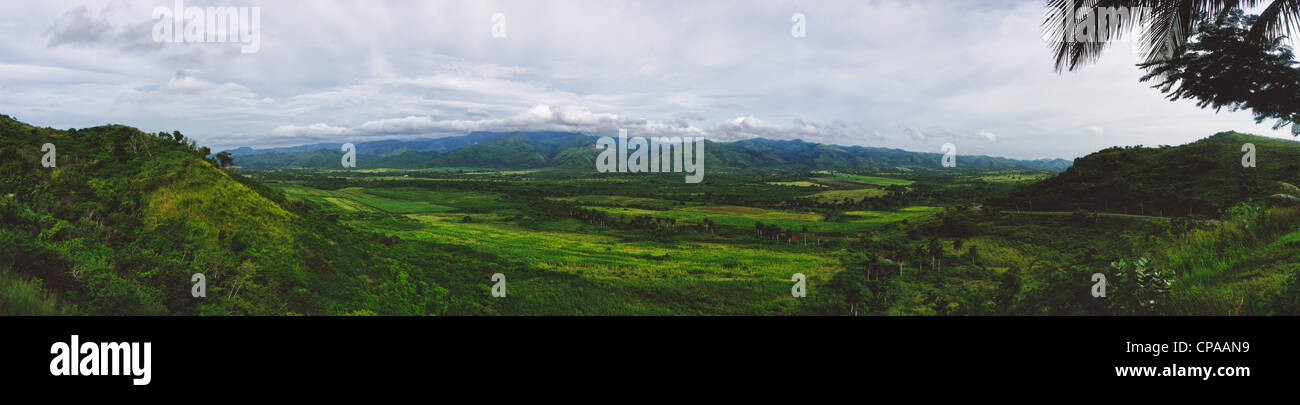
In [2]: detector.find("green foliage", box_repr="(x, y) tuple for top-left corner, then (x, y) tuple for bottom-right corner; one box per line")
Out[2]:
(0, 115), (491, 315)
(0, 270), (69, 315)
(1106, 257), (1174, 314)
(1139, 10), (1300, 132)
(1153, 203), (1300, 315)
(3, 113), (1296, 316)
(1275, 269), (1300, 315)
(1002, 132), (1300, 216)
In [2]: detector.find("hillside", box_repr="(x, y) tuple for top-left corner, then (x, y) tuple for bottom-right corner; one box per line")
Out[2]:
(1151, 203), (1300, 315)
(998, 132), (1300, 217)
(223, 131), (1073, 172)
(0, 115), (515, 315)
(433, 133), (552, 168)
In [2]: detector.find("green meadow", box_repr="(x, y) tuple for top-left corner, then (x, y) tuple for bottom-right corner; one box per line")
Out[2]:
(257, 170), (970, 314)
(816, 173), (916, 186)
(252, 164), (1300, 316)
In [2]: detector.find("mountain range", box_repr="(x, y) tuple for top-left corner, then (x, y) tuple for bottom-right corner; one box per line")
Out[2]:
(224, 131), (1074, 171)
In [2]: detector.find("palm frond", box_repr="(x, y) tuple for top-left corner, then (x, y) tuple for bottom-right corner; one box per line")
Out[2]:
(1247, 0), (1300, 42)
(1043, 0), (1284, 72)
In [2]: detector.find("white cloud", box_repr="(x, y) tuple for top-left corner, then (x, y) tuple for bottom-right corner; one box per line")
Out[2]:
(3, 0), (1296, 156)
(271, 123), (353, 139)
(265, 106), (875, 147)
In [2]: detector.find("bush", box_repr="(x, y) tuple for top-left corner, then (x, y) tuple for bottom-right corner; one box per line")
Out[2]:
(0, 271), (69, 315)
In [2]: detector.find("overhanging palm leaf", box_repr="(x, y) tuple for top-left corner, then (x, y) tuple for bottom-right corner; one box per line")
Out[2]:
(1044, 0), (1299, 72)
(1250, 0), (1300, 40)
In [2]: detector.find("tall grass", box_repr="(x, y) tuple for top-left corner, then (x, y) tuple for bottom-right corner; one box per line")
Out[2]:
(1158, 206), (1300, 280)
(1155, 206), (1300, 314)
(0, 270), (68, 315)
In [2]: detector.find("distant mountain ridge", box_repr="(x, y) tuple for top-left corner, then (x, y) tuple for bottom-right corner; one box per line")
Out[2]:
(225, 131), (1073, 171)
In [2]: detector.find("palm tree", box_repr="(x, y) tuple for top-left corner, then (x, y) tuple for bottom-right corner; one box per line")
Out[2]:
(1044, 0), (1300, 72)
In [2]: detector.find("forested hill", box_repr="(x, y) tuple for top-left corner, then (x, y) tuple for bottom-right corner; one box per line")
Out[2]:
(997, 132), (1300, 217)
(226, 131), (1073, 171)
(0, 115), (508, 315)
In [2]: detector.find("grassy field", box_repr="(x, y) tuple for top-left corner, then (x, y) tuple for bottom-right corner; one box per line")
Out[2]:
(359, 212), (839, 280)
(271, 182), (848, 280)
(263, 173), (960, 315)
(971, 173), (1052, 183)
(813, 173), (915, 186)
(773, 173), (915, 204)
(844, 206), (942, 223)
(549, 195), (693, 210)
(253, 167), (1298, 316)
(801, 188), (891, 203)
(586, 204), (929, 234)
(270, 185), (504, 213)
(767, 181), (827, 187)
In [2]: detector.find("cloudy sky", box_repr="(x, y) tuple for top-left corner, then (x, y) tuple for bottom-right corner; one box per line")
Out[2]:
(1, 0), (1294, 159)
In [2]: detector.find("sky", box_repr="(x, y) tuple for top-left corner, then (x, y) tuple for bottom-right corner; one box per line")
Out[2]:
(1, 0), (1295, 160)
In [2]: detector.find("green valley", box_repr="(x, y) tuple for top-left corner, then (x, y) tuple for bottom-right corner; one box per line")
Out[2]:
(4, 115), (1300, 316)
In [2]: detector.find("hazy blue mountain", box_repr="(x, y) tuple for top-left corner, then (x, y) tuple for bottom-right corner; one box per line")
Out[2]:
(225, 131), (1072, 171)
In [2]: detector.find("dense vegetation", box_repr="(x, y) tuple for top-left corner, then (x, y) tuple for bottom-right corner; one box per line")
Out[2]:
(0, 115), (516, 315)
(999, 131), (1300, 217)
(3, 115), (1298, 316)
(1139, 9), (1300, 131)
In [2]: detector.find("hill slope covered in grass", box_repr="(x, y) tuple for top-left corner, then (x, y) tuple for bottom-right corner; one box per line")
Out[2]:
(0, 117), (832, 316)
(998, 132), (1300, 217)
(0, 115), (519, 315)
(1151, 203), (1300, 315)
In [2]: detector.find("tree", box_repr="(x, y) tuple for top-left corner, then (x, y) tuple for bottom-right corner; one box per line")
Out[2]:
(1044, 0), (1300, 73)
(1139, 9), (1300, 130)
(953, 239), (965, 259)
(927, 237), (942, 272)
(828, 268), (872, 315)
(1044, 1), (1300, 132)
(829, 252), (891, 315)
(215, 152), (234, 170)
(996, 265), (1021, 313)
